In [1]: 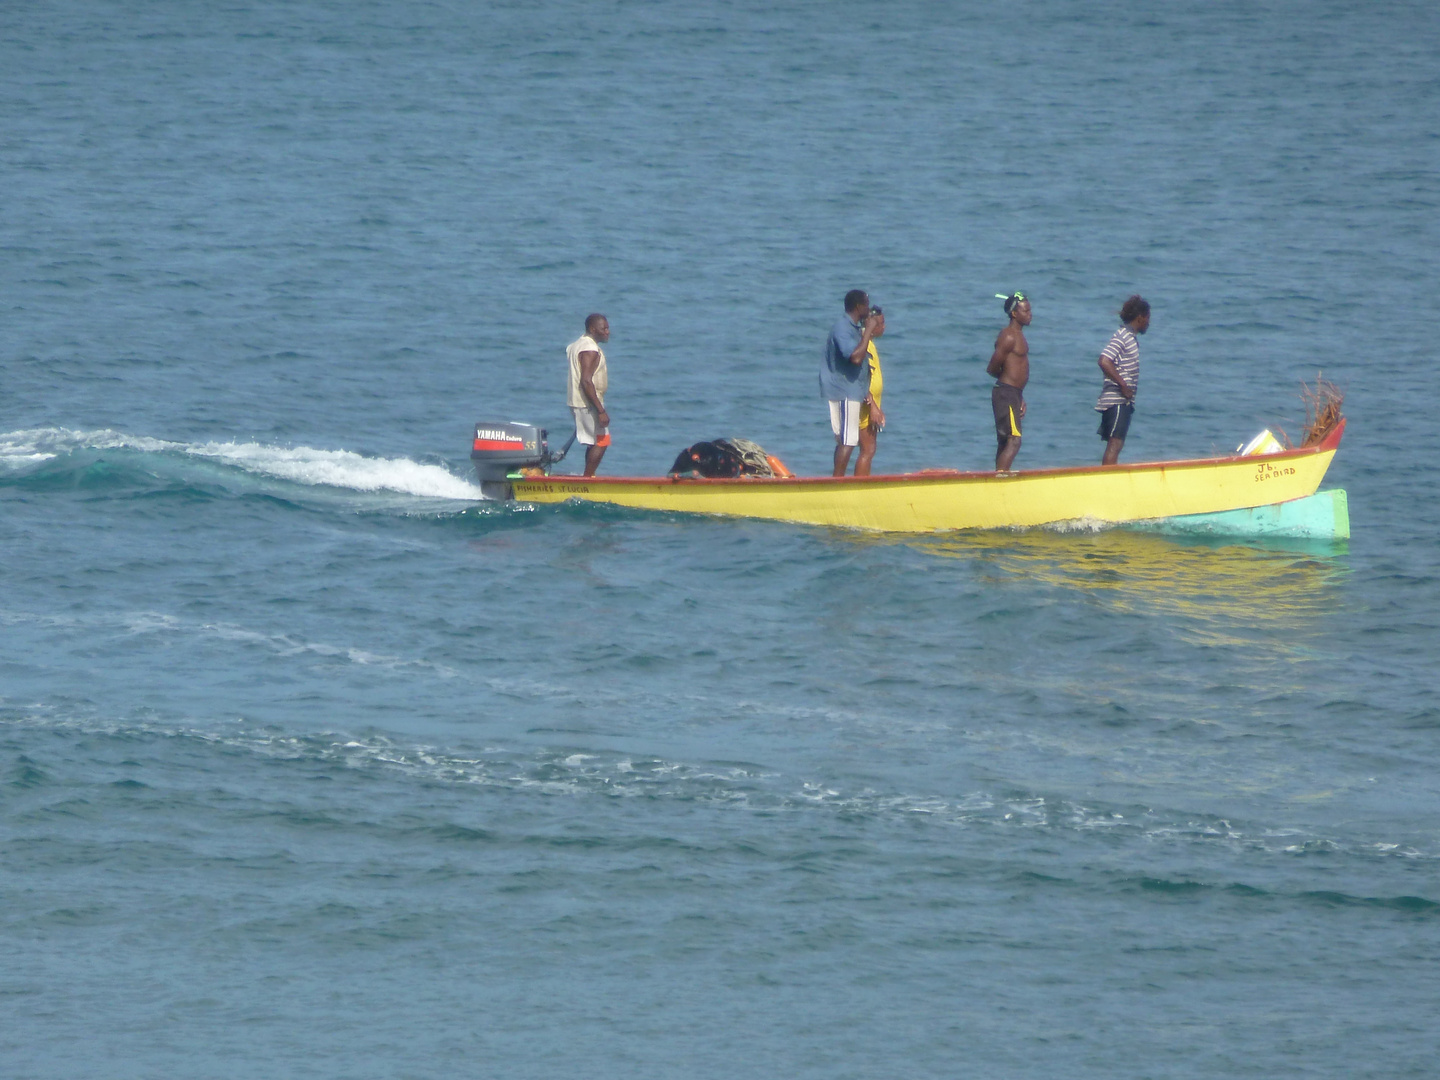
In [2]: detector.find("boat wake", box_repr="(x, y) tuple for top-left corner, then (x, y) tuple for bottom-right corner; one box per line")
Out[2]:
(6, 705), (1434, 869)
(0, 426), (484, 501)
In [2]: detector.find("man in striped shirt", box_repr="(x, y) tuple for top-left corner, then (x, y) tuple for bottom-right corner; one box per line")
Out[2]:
(1095, 295), (1150, 465)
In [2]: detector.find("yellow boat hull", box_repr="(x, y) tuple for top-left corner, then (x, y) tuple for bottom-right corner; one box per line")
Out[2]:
(513, 421), (1345, 534)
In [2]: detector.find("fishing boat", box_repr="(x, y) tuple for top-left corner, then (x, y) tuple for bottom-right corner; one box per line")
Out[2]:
(471, 415), (1348, 539)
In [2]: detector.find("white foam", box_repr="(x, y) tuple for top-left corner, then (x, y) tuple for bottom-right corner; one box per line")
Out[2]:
(0, 426), (483, 499)
(1043, 515), (1111, 534)
(184, 440), (482, 499)
(0, 427), (177, 463)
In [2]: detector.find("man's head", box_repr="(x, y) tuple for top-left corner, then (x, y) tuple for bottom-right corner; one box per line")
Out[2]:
(585, 313), (610, 342)
(844, 289), (870, 321)
(998, 291), (1031, 326)
(1120, 295), (1150, 333)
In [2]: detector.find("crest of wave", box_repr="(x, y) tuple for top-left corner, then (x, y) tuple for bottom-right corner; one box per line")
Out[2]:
(0, 426), (175, 467)
(0, 427), (481, 499)
(185, 440), (481, 499)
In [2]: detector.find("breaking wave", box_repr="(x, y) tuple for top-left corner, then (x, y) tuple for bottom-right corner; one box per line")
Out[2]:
(0, 426), (483, 500)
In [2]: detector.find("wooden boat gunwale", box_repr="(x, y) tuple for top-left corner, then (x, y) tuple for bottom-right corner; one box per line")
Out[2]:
(525, 418), (1346, 489)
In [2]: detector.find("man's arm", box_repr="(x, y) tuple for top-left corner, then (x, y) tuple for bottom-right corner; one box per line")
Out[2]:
(863, 391), (886, 431)
(1098, 353), (1134, 400)
(987, 330), (1010, 379)
(578, 351), (609, 423)
(846, 316), (877, 365)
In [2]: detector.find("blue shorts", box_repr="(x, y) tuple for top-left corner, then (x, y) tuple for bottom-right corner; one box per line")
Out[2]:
(1098, 403), (1134, 441)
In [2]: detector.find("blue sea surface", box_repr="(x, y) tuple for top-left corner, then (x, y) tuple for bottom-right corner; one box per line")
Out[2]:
(4, 2), (1439, 1077)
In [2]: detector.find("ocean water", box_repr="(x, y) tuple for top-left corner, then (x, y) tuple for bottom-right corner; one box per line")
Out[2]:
(4, 2), (1440, 1077)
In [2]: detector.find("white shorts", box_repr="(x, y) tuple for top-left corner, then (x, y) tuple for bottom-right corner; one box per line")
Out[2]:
(573, 406), (611, 447)
(829, 399), (861, 447)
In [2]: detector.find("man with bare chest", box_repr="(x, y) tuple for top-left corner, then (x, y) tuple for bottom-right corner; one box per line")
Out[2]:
(987, 291), (1031, 471)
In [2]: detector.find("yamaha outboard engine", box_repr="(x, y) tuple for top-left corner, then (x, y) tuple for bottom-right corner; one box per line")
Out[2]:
(470, 420), (570, 500)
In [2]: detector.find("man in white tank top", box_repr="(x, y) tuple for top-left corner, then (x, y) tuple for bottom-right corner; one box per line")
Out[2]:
(566, 313), (610, 476)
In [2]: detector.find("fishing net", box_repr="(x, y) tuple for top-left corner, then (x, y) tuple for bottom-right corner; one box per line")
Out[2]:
(724, 439), (774, 475)
(668, 438), (778, 478)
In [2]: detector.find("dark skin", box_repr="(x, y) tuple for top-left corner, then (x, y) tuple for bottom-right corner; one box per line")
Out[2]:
(833, 299), (883, 477)
(854, 311), (887, 477)
(1098, 310), (1149, 466)
(577, 316), (610, 476)
(986, 299), (1031, 471)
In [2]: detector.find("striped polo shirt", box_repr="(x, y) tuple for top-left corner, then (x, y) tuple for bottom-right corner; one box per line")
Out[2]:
(1095, 325), (1140, 411)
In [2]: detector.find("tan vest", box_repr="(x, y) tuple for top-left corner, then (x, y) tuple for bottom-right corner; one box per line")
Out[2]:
(566, 335), (607, 409)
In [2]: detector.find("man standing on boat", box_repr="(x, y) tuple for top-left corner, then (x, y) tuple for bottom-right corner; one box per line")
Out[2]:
(987, 291), (1030, 472)
(1095, 295), (1150, 466)
(820, 290), (880, 476)
(567, 313), (611, 477)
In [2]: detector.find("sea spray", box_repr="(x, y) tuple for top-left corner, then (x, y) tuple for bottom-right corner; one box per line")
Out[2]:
(0, 427), (482, 499)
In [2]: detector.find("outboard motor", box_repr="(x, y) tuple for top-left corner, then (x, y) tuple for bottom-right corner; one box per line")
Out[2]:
(470, 420), (571, 500)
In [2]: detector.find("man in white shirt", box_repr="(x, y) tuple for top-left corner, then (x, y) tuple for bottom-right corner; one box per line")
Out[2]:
(566, 313), (610, 476)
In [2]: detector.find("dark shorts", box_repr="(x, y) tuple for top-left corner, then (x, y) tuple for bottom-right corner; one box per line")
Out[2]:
(992, 383), (1023, 444)
(1098, 403), (1134, 441)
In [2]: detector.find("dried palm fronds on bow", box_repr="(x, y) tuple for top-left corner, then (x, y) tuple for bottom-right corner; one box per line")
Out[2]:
(1300, 375), (1345, 447)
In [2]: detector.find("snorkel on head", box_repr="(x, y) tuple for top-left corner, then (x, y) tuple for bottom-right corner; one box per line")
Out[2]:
(996, 291), (1027, 316)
